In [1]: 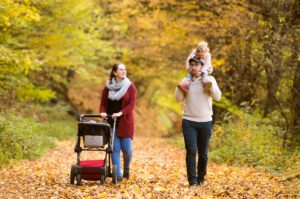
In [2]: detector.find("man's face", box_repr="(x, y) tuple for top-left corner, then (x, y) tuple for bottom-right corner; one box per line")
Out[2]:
(190, 61), (202, 77)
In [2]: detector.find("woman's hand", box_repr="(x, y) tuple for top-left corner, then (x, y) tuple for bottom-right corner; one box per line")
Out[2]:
(100, 112), (107, 118)
(112, 112), (123, 118)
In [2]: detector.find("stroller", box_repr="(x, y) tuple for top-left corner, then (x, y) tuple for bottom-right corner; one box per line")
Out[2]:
(70, 114), (118, 185)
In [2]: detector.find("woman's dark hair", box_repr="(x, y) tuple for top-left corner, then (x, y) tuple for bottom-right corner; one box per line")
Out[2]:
(109, 63), (124, 83)
(109, 63), (120, 81)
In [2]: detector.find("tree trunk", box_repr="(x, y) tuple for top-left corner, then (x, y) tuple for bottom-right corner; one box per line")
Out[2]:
(292, 63), (300, 144)
(290, 0), (300, 145)
(291, 41), (300, 145)
(263, 52), (281, 117)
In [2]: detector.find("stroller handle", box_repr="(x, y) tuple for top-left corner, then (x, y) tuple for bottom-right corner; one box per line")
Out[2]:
(79, 114), (117, 150)
(79, 114), (118, 121)
(79, 114), (101, 120)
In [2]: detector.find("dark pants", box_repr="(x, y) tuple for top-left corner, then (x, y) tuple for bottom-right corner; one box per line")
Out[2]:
(182, 119), (212, 185)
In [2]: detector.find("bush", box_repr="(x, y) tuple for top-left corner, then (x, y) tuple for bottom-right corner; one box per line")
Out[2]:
(0, 103), (77, 167)
(209, 113), (298, 172)
(32, 103), (77, 141)
(0, 111), (56, 166)
(169, 111), (300, 173)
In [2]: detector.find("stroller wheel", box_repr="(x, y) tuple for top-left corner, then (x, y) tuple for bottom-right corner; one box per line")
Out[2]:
(112, 165), (118, 184)
(100, 175), (105, 184)
(70, 165), (76, 184)
(76, 174), (81, 186)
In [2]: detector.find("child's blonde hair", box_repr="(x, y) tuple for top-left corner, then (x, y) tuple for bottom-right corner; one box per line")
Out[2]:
(196, 41), (209, 53)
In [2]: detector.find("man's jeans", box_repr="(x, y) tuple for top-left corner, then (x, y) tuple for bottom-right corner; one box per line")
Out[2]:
(182, 119), (212, 185)
(112, 129), (132, 177)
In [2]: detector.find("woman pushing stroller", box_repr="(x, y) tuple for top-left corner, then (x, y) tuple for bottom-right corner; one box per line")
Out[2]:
(99, 63), (137, 182)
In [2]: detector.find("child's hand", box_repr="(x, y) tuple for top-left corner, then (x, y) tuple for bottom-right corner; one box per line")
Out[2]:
(177, 78), (191, 95)
(180, 78), (190, 87)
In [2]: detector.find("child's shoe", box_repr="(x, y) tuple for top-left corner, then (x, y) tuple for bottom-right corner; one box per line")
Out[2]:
(202, 76), (212, 94)
(203, 81), (212, 94)
(177, 79), (191, 94)
(177, 85), (188, 95)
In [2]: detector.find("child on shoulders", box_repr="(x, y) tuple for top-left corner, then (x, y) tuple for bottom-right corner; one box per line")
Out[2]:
(178, 41), (213, 94)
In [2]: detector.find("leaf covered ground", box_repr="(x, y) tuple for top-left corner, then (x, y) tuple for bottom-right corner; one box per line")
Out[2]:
(0, 137), (298, 198)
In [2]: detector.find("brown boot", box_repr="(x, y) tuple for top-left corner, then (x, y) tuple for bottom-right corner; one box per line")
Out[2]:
(203, 82), (212, 94)
(177, 79), (191, 95)
(177, 84), (188, 95)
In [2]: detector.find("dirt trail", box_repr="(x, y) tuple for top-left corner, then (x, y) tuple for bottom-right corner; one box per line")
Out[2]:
(0, 137), (297, 198)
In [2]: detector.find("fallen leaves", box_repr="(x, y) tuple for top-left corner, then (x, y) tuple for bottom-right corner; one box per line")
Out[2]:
(0, 137), (298, 198)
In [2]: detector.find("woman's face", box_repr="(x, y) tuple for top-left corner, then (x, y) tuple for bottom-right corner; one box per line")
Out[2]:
(114, 64), (127, 80)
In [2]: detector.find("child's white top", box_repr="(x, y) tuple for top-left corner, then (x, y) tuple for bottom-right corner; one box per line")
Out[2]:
(185, 49), (213, 74)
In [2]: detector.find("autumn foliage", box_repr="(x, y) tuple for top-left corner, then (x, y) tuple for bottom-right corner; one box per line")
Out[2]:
(0, 0), (300, 197)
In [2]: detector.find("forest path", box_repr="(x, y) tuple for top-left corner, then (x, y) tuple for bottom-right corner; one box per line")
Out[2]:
(0, 137), (297, 198)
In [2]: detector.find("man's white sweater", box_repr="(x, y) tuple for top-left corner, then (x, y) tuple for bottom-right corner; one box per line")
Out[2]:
(175, 76), (221, 122)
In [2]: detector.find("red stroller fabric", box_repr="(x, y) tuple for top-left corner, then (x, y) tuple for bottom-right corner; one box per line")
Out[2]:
(79, 160), (105, 167)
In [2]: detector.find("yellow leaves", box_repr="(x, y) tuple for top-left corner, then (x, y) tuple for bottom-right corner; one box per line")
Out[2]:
(136, 16), (154, 30)
(157, 94), (182, 115)
(258, 20), (273, 28)
(16, 84), (56, 102)
(278, 16), (286, 23)
(0, 15), (11, 26)
(3, 0), (40, 26)
(97, 191), (106, 198)
(212, 58), (228, 72)
(0, 138), (298, 198)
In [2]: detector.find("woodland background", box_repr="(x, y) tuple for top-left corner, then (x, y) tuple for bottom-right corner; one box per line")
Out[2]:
(0, 0), (299, 180)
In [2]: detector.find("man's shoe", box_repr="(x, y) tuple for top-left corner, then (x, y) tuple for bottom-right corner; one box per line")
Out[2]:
(189, 183), (197, 188)
(197, 179), (204, 185)
(123, 169), (130, 180)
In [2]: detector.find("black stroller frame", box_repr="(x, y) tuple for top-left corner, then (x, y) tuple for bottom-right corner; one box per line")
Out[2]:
(70, 114), (118, 185)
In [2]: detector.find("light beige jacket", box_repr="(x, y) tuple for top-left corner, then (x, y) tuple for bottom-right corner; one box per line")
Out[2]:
(175, 76), (221, 122)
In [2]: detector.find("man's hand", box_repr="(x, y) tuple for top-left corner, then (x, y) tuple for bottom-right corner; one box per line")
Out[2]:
(100, 112), (107, 118)
(112, 112), (123, 118)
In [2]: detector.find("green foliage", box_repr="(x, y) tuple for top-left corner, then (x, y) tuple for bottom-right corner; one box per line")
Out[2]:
(209, 113), (299, 172)
(214, 95), (245, 116)
(169, 109), (300, 173)
(0, 0), (116, 103)
(0, 103), (77, 167)
(0, 110), (55, 166)
(0, 0), (41, 101)
(0, 0), (299, 172)
(16, 84), (56, 102)
(33, 103), (77, 141)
